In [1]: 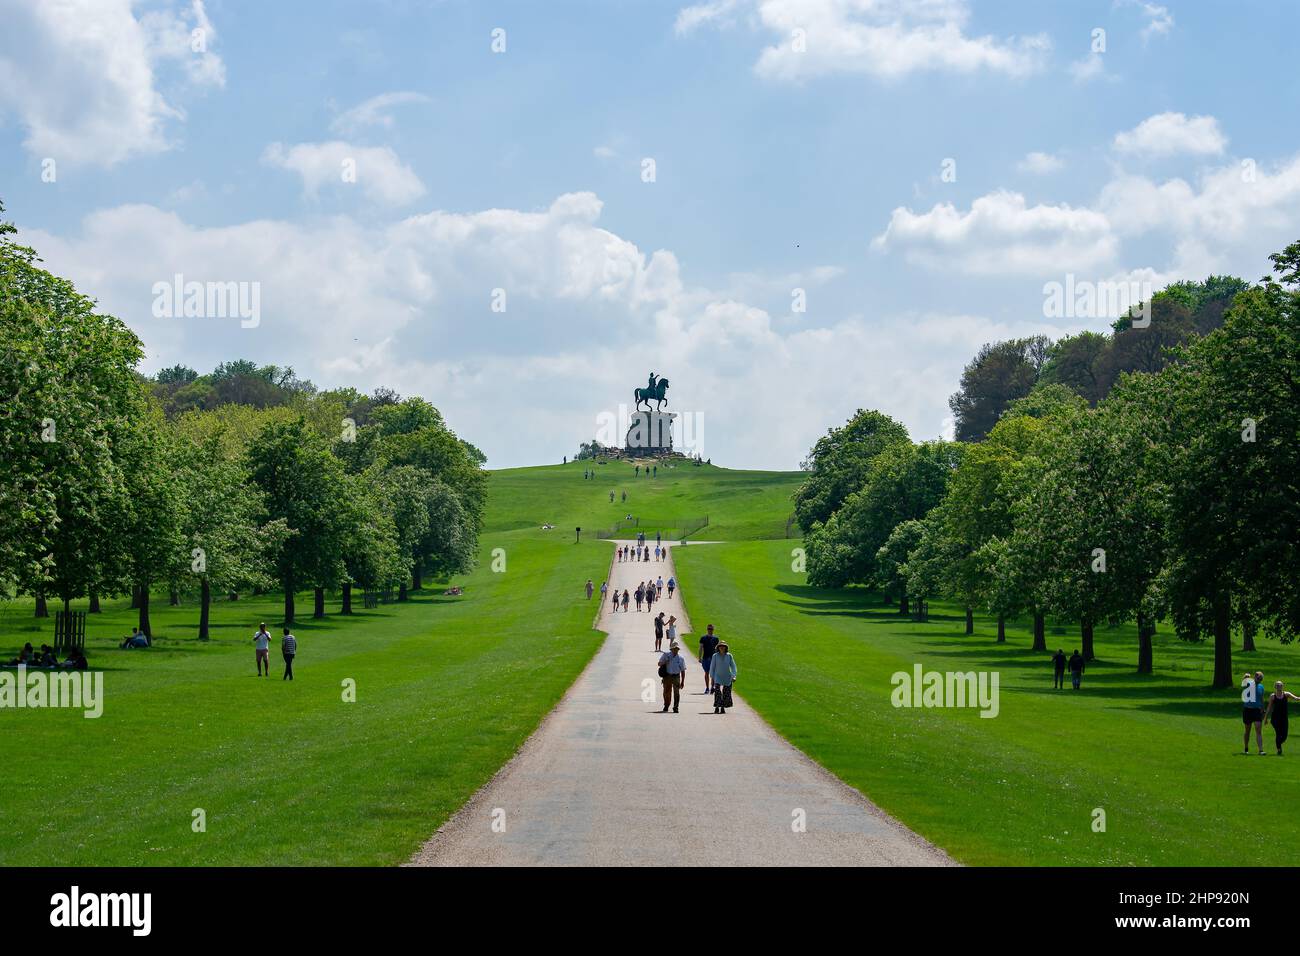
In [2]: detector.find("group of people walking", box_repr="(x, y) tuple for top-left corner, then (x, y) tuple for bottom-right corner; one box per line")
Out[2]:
(617, 543), (667, 563)
(1050, 649), (1086, 689)
(600, 575), (674, 613)
(657, 622), (737, 715)
(1243, 670), (1297, 755)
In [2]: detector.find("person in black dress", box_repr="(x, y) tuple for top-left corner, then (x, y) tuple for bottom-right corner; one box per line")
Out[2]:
(1264, 681), (1300, 755)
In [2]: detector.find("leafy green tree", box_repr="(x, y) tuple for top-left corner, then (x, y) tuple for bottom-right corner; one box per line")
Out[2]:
(245, 419), (354, 624)
(792, 408), (910, 533)
(948, 336), (1048, 441)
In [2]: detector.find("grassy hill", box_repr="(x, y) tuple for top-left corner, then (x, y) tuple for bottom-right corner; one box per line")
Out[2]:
(0, 461), (799, 865)
(3, 458), (1283, 866)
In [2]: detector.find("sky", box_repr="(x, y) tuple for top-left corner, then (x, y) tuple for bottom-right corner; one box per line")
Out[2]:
(2, 0), (1299, 469)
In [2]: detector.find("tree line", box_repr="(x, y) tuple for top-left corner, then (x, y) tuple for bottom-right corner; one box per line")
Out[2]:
(0, 201), (485, 638)
(795, 241), (1300, 688)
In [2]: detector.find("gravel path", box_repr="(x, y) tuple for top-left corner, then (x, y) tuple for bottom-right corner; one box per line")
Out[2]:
(408, 539), (954, 867)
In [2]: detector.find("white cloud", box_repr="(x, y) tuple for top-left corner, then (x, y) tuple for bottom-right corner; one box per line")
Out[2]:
(21, 192), (1017, 468)
(593, 145), (617, 160)
(329, 91), (430, 136)
(1068, 52), (1107, 83)
(1017, 151), (1063, 174)
(0, 0), (224, 166)
(872, 191), (1116, 275)
(677, 0), (1050, 81)
(1113, 112), (1227, 158)
(1120, 0), (1174, 42)
(262, 141), (427, 206)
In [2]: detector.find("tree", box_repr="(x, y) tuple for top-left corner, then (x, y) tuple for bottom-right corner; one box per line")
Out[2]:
(806, 441), (963, 596)
(176, 434), (287, 639)
(792, 408), (910, 533)
(245, 419), (354, 624)
(948, 336), (1048, 442)
(1158, 245), (1300, 686)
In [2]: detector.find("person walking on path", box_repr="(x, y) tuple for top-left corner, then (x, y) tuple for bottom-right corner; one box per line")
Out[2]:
(656, 530), (661, 547)
(654, 545), (660, 561)
(635, 583), (645, 612)
(612, 587), (620, 614)
(658, 641), (688, 713)
(699, 624), (719, 695)
(281, 628), (298, 681)
(1264, 681), (1300, 755)
(253, 623), (272, 677)
(600, 580), (608, 605)
(654, 612), (665, 651)
(667, 576), (676, 599)
(666, 615), (677, 649)
(645, 585), (655, 613)
(1067, 650), (1084, 690)
(710, 641), (737, 714)
(1051, 649), (1066, 690)
(656, 575), (664, 598)
(586, 579), (594, 600)
(1243, 671), (1267, 754)
(621, 589), (630, 612)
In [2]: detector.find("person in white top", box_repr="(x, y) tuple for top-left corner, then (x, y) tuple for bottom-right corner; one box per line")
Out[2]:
(657, 641), (689, 712)
(252, 623), (271, 677)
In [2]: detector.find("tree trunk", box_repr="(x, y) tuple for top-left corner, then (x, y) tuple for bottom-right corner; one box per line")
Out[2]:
(1032, 611), (1046, 651)
(965, 607), (974, 635)
(34, 593), (48, 617)
(138, 586), (152, 640)
(169, 588), (180, 607)
(89, 592), (101, 614)
(1212, 596), (1233, 689)
(398, 582), (408, 602)
(1081, 617), (1095, 661)
(130, 585), (141, 610)
(313, 587), (325, 619)
(898, 594), (909, 616)
(996, 614), (1006, 643)
(1136, 610), (1153, 674)
(341, 582), (353, 615)
(199, 579), (211, 641)
(284, 584), (295, 626)
(1242, 610), (1256, 652)
(412, 565), (423, 591)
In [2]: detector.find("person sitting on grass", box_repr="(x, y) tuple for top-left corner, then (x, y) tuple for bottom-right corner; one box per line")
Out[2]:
(37, 644), (58, 666)
(62, 649), (88, 670)
(120, 628), (149, 649)
(6, 642), (34, 665)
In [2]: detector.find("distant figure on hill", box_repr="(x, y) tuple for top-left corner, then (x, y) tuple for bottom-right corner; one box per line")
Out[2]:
(281, 628), (297, 681)
(1243, 670), (1266, 755)
(585, 578), (594, 600)
(610, 490), (615, 503)
(1264, 681), (1299, 755)
(253, 623), (272, 676)
(653, 465), (657, 477)
(636, 465), (641, 477)
(656, 531), (661, 546)
(621, 491), (627, 503)
(1067, 650), (1084, 690)
(710, 641), (737, 714)
(1051, 649), (1066, 690)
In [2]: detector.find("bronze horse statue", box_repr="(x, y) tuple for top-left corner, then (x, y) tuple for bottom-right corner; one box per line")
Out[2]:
(634, 377), (669, 412)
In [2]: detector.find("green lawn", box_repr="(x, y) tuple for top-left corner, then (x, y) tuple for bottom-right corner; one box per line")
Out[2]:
(5, 460), (1279, 866)
(0, 460), (797, 866)
(673, 538), (1299, 866)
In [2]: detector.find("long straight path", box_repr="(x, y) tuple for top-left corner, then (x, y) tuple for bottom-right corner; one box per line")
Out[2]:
(409, 539), (952, 866)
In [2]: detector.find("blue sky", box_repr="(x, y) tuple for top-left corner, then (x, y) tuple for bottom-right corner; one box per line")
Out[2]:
(3, 0), (1299, 468)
